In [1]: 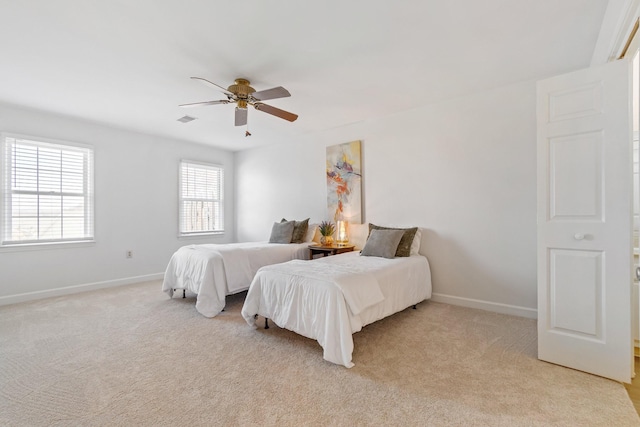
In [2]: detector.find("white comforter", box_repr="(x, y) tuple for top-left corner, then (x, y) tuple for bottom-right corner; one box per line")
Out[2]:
(162, 242), (310, 317)
(241, 252), (432, 368)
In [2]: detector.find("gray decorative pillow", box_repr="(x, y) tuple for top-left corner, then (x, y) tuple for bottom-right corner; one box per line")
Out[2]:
(368, 223), (418, 257)
(269, 221), (295, 243)
(281, 218), (309, 243)
(360, 229), (404, 259)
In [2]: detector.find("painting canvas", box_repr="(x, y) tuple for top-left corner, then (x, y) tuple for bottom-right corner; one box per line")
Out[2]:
(326, 140), (362, 223)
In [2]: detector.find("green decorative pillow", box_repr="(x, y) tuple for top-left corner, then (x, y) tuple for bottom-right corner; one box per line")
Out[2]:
(281, 218), (310, 243)
(269, 221), (295, 243)
(361, 229), (404, 259)
(368, 223), (418, 257)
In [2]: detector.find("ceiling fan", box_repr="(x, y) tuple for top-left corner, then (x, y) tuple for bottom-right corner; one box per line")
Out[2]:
(180, 77), (298, 128)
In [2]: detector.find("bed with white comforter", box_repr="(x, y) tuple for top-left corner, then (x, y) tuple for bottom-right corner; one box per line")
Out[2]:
(241, 251), (432, 367)
(162, 242), (310, 317)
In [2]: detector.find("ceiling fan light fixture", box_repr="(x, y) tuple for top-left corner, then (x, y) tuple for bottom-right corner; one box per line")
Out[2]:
(237, 99), (248, 109)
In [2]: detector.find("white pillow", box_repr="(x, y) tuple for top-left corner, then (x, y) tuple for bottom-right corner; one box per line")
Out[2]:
(305, 223), (319, 242)
(410, 228), (422, 255)
(348, 223), (368, 250)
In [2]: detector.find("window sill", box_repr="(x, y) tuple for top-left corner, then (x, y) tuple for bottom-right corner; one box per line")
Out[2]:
(0, 240), (96, 253)
(178, 232), (225, 239)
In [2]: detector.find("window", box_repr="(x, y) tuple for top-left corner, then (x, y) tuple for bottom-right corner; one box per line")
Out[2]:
(179, 161), (224, 236)
(1, 134), (94, 246)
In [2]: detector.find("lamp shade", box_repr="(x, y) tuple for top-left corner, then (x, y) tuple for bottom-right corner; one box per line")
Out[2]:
(336, 220), (349, 244)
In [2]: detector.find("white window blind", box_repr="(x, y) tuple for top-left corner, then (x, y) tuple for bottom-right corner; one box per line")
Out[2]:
(1, 135), (94, 246)
(179, 161), (224, 235)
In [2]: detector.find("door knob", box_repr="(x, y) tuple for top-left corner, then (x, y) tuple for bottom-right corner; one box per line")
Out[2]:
(574, 233), (585, 240)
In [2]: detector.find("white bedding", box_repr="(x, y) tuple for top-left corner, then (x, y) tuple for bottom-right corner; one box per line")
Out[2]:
(162, 242), (310, 317)
(241, 251), (432, 368)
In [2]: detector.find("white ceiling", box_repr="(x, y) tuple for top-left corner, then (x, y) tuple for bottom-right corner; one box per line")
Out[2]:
(0, 1), (609, 151)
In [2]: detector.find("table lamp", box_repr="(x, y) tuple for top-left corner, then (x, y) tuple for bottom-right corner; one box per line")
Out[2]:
(336, 220), (349, 244)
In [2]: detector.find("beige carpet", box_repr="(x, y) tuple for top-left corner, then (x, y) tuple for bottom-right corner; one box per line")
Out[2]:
(0, 280), (638, 426)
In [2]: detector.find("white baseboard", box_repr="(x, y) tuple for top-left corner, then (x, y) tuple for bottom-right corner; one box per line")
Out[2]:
(431, 292), (538, 319)
(0, 273), (164, 307)
(2, 278), (540, 320)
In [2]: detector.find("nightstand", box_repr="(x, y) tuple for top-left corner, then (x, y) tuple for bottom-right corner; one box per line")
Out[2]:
(308, 244), (355, 260)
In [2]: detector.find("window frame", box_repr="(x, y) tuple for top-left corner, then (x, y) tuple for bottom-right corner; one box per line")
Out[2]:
(178, 160), (224, 237)
(0, 133), (95, 248)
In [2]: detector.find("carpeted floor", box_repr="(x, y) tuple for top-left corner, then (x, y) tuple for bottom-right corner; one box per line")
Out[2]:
(1, 280), (638, 426)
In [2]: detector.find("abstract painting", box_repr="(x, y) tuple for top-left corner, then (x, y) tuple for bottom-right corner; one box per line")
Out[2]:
(326, 140), (362, 223)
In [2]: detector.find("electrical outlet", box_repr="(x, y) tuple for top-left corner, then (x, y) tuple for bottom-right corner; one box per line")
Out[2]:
(126, 250), (133, 259)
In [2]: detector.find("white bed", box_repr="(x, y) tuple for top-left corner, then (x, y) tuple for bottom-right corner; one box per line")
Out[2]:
(241, 251), (432, 368)
(162, 242), (311, 317)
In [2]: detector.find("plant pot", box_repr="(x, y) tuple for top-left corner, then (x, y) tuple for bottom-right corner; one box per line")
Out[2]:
(320, 235), (333, 245)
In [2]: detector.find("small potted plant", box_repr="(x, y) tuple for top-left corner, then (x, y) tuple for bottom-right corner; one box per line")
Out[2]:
(319, 221), (335, 245)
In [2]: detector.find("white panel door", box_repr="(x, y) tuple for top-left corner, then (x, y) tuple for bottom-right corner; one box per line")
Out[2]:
(537, 60), (633, 383)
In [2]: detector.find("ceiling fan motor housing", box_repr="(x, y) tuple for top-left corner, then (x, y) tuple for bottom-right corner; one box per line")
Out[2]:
(227, 78), (255, 100)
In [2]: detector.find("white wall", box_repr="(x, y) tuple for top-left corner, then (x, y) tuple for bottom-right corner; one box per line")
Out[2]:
(236, 80), (538, 317)
(0, 103), (235, 302)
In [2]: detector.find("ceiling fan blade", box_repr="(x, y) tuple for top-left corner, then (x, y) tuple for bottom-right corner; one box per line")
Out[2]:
(179, 100), (229, 108)
(251, 86), (291, 101)
(190, 77), (234, 96)
(235, 107), (248, 126)
(254, 103), (298, 122)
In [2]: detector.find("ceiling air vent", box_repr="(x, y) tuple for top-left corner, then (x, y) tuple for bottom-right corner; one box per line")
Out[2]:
(177, 115), (196, 123)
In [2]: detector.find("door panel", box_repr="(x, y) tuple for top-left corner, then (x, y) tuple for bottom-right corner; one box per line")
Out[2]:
(548, 82), (602, 122)
(549, 132), (602, 219)
(537, 60), (632, 383)
(549, 249), (602, 338)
